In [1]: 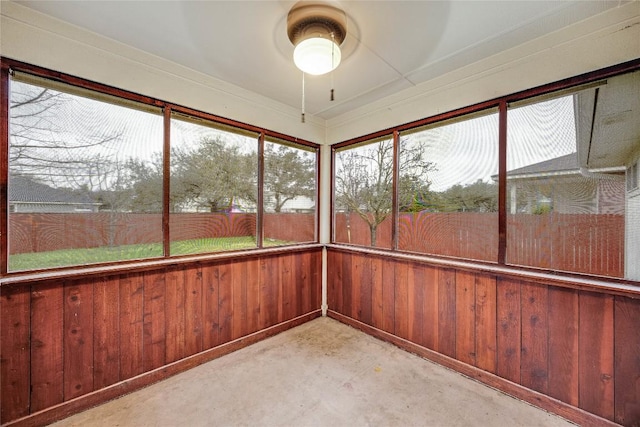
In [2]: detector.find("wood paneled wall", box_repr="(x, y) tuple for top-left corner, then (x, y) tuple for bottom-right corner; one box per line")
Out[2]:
(1, 248), (322, 425)
(327, 247), (640, 426)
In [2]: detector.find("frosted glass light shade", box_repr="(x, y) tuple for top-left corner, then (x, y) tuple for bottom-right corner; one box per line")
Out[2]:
(293, 37), (341, 76)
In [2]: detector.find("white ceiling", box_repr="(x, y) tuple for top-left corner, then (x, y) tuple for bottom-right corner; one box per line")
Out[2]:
(13, 1), (626, 120)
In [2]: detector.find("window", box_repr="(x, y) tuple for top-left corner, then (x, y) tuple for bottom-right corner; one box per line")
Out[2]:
(169, 115), (258, 255)
(3, 64), (320, 273)
(334, 137), (394, 249)
(330, 67), (638, 281)
(506, 75), (633, 277)
(8, 73), (164, 271)
(398, 111), (499, 262)
(263, 138), (317, 245)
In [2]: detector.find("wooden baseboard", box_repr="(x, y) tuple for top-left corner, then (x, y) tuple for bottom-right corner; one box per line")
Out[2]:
(4, 311), (321, 427)
(327, 310), (620, 427)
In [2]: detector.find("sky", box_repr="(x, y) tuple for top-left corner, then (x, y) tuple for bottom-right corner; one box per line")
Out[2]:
(12, 78), (577, 194)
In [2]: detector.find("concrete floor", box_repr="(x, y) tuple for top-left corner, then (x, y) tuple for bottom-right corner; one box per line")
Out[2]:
(52, 317), (575, 427)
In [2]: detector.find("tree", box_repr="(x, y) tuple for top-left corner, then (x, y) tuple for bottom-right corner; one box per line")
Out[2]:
(171, 136), (256, 212)
(119, 154), (164, 213)
(264, 144), (315, 213)
(432, 179), (498, 212)
(9, 80), (124, 187)
(8, 79), (170, 249)
(335, 139), (434, 246)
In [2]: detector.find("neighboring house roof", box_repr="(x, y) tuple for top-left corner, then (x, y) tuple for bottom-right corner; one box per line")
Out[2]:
(507, 153), (578, 178)
(491, 152), (624, 182)
(9, 175), (98, 205)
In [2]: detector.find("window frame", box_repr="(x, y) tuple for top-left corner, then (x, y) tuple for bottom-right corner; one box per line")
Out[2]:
(0, 58), (320, 276)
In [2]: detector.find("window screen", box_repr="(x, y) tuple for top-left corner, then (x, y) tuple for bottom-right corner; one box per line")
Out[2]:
(8, 74), (164, 271)
(506, 76), (632, 278)
(397, 111), (499, 261)
(333, 137), (394, 249)
(169, 114), (258, 255)
(263, 138), (317, 245)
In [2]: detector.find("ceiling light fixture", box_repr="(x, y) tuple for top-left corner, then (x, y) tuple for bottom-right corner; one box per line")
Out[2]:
(287, 1), (347, 122)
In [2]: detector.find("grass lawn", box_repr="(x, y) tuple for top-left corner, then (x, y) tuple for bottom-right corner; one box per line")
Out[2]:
(9, 236), (289, 271)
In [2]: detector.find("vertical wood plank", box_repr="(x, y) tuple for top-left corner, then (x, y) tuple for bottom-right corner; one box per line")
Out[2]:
(381, 258), (395, 334)
(298, 251), (312, 315)
(421, 266), (438, 351)
(475, 274), (497, 373)
(547, 287), (579, 406)
(232, 261), (248, 339)
(201, 264), (220, 350)
(350, 254), (363, 322)
(578, 292), (614, 420)
(327, 251), (342, 314)
(93, 276), (120, 389)
(359, 255), (373, 325)
(437, 268), (456, 358)
(143, 270), (166, 372)
(30, 283), (64, 412)
(614, 296), (640, 425)
(259, 257), (279, 329)
(408, 263), (424, 346)
(394, 261), (409, 340)
(455, 270), (476, 366)
(63, 279), (94, 400)
(310, 250), (322, 311)
(341, 252), (352, 317)
(217, 262), (234, 344)
(184, 266), (203, 356)
(281, 254), (296, 320)
(119, 273), (144, 379)
(166, 267), (186, 362)
(1, 284), (31, 423)
(245, 259), (261, 334)
(496, 278), (521, 384)
(275, 255), (284, 323)
(371, 256), (384, 329)
(521, 282), (549, 394)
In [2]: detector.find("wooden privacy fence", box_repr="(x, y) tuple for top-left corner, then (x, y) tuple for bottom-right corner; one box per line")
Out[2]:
(9, 213), (315, 254)
(507, 213), (624, 278)
(334, 214), (393, 249)
(9, 211), (623, 277)
(263, 212), (315, 243)
(9, 213), (164, 254)
(335, 212), (624, 277)
(398, 212), (499, 262)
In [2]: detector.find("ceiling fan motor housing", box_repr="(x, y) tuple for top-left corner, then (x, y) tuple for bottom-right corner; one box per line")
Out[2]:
(287, 2), (347, 47)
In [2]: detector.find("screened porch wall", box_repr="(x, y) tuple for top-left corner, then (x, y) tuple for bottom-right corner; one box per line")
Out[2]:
(326, 246), (640, 426)
(0, 248), (322, 425)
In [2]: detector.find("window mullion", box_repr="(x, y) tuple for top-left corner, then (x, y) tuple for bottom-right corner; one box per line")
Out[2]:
(498, 101), (507, 265)
(163, 106), (172, 257)
(392, 130), (399, 251)
(0, 66), (10, 275)
(257, 133), (265, 249)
